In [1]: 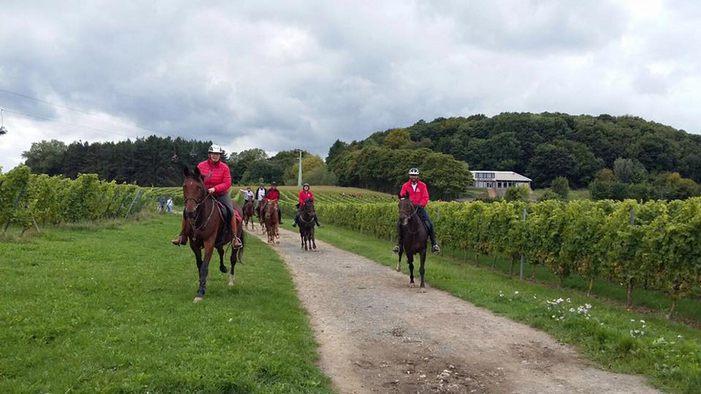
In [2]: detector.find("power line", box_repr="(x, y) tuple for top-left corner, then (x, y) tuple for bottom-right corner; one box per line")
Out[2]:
(0, 105), (140, 140)
(0, 87), (167, 136)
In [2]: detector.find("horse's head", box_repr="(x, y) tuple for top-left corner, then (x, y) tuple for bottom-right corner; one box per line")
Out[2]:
(398, 194), (414, 226)
(182, 166), (206, 219)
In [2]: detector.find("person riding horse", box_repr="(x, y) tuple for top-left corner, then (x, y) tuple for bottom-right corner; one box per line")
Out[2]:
(260, 182), (283, 224)
(171, 144), (241, 248)
(255, 182), (266, 212)
(239, 187), (254, 203)
(393, 168), (440, 254)
(293, 183), (321, 227)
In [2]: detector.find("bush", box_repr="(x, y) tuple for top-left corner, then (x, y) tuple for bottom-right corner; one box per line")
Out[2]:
(551, 177), (570, 200)
(504, 185), (530, 201)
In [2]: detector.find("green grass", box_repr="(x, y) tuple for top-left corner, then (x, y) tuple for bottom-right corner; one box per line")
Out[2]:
(285, 221), (701, 393)
(0, 215), (331, 393)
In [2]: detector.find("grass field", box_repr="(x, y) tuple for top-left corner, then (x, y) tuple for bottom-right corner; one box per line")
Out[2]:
(0, 215), (331, 393)
(284, 221), (701, 393)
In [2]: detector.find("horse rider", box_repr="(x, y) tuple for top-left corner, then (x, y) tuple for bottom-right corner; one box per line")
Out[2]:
(255, 182), (267, 211)
(293, 183), (321, 227)
(171, 144), (241, 247)
(239, 186), (255, 203)
(393, 168), (440, 254)
(261, 181), (283, 224)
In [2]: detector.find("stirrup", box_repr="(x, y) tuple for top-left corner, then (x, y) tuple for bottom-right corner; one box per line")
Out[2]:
(232, 237), (243, 249)
(392, 245), (400, 254)
(431, 244), (441, 254)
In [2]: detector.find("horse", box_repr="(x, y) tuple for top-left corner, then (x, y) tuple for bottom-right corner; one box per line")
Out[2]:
(297, 198), (317, 251)
(257, 201), (267, 232)
(263, 200), (280, 244)
(242, 199), (255, 230)
(182, 166), (244, 302)
(396, 195), (428, 289)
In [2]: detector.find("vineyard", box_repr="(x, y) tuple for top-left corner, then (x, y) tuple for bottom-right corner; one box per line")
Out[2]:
(0, 165), (150, 232)
(316, 198), (701, 318)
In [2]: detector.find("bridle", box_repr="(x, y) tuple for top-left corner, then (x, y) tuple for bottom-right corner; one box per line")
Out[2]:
(184, 183), (217, 232)
(399, 200), (420, 234)
(299, 203), (316, 225)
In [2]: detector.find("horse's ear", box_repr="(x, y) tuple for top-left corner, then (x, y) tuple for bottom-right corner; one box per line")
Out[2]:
(183, 166), (191, 177)
(193, 166), (202, 180)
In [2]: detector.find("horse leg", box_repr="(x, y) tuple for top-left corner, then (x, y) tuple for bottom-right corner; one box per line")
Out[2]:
(407, 252), (415, 287)
(419, 249), (427, 289)
(228, 243), (239, 287)
(195, 240), (215, 302)
(311, 227), (316, 250)
(396, 246), (403, 272)
(190, 241), (203, 270)
(217, 245), (227, 273)
(300, 229), (305, 250)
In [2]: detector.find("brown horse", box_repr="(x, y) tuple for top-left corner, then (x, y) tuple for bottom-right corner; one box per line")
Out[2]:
(263, 200), (279, 244)
(297, 198), (317, 251)
(257, 201), (266, 231)
(242, 199), (255, 230)
(396, 196), (428, 288)
(182, 166), (244, 302)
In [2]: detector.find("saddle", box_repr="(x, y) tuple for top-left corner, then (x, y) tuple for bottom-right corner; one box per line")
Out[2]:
(214, 200), (242, 247)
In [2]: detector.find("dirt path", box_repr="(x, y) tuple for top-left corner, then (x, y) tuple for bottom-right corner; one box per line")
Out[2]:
(250, 228), (657, 393)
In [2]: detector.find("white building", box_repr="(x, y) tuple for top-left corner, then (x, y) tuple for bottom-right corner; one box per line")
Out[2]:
(471, 170), (532, 189)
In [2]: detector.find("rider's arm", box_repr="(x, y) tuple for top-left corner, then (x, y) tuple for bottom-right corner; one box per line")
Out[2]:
(213, 165), (232, 194)
(420, 184), (429, 207)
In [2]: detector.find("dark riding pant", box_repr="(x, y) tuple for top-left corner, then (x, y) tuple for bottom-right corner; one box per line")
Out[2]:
(397, 206), (436, 246)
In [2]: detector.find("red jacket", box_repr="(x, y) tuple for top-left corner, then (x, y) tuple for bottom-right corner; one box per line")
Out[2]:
(299, 190), (314, 205)
(400, 180), (429, 207)
(197, 159), (231, 196)
(265, 188), (280, 201)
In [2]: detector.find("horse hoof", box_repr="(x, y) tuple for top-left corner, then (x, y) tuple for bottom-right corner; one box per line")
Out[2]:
(409, 283), (415, 288)
(418, 288), (427, 293)
(219, 266), (227, 273)
(228, 278), (235, 287)
(395, 265), (400, 272)
(193, 296), (204, 303)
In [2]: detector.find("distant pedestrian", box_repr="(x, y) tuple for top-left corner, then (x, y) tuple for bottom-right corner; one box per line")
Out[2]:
(166, 197), (174, 213)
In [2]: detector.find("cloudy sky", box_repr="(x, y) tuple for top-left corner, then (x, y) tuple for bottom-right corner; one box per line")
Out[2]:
(1, 0), (699, 170)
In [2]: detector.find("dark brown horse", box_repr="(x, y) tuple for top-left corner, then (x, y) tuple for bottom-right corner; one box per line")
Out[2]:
(297, 198), (317, 251)
(396, 196), (428, 288)
(182, 166), (244, 302)
(242, 199), (255, 230)
(263, 200), (279, 244)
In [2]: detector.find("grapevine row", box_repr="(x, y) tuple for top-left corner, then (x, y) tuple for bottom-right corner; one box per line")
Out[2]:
(316, 198), (701, 317)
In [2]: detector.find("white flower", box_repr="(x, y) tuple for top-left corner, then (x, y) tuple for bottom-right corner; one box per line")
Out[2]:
(514, 291), (519, 295)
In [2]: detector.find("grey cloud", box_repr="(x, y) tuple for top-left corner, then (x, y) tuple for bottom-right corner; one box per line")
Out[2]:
(0, 0), (700, 170)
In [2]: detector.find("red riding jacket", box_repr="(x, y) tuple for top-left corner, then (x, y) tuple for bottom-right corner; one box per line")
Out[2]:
(298, 190), (314, 206)
(399, 180), (429, 207)
(265, 188), (280, 201)
(197, 159), (231, 196)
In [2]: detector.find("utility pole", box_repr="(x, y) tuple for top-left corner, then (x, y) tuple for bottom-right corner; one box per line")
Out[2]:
(297, 149), (303, 187)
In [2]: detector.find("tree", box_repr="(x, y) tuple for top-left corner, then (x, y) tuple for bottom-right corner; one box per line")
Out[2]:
(285, 155), (326, 185)
(241, 160), (283, 184)
(384, 129), (412, 149)
(613, 158), (647, 183)
(526, 144), (575, 188)
(22, 140), (67, 176)
(551, 177), (570, 200)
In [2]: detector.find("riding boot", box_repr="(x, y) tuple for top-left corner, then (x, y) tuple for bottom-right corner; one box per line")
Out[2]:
(171, 215), (188, 245)
(292, 213), (299, 227)
(315, 216), (321, 227)
(426, 221), (440, 253)
(278, 207), (283, 224)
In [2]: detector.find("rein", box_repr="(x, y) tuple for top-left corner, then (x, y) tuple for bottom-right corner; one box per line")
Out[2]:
(400, 203), (421, 235)
(186, 193), (217, 233)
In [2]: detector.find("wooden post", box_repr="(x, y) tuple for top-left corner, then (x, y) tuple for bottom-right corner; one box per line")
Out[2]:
(519, 206), (527, 280)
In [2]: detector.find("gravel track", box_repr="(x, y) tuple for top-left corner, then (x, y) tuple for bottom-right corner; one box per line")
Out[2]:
(250, 227), (657, 393)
